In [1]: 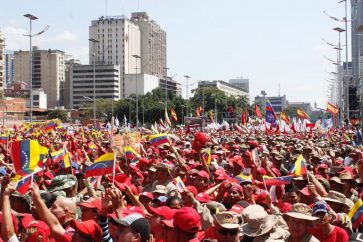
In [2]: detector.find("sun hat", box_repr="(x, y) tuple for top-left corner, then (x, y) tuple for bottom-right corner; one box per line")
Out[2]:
(213, 212), (240, 229)
(283, 203), (318, 222)
(322, 191), (354, 208)
(241, 208), (278, 237)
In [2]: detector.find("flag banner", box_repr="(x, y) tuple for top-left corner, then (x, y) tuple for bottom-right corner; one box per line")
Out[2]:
(255, 104), (262, 119)
(50, 149), (65, 163)
(175, 176), (188, 193)
(265, 99), (277, 126)
(171, 108), (178, 122)
(148, 133), (169, 147)
(165, 109), (172, 127)
(85, 152), (115, 178)
(16, 175), (32, 195)
(202, 148), (211, 165)
(290, 154), (307, 176)
(11, 140), (44, 176)
(296, 108), (308, 120)
(263, 175), (294, 186)
(280, 111), (290, 125)
(327, 103), (339, 115)
(124, 146), (140, 159)
(0, 134), (7, 145)
(235, 174), (253, 184)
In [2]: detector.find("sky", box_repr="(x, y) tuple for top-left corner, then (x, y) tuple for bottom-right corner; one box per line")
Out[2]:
(0, 0), (350, 108)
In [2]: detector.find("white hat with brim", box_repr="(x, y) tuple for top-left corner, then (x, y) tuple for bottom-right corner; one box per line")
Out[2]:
(283, 212), (318, 222)
(241, 213), (278, 237)
(213, 212), (240, 229)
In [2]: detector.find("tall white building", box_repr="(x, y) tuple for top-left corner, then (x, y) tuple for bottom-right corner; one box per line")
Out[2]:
(5, 51), (15, 87)
(14, 47), (65, 108)
(198, 80), (249, 99)
(131, 12), (167, 79)
(89, 16), (141, 98)
(0, 32), (5, 91)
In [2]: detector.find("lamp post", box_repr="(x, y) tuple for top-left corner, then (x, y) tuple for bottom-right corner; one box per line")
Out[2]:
(333, 27), (345, 124)
(164, 68), (170, 112)
(23, 14), (49, 122)
(184, 75), (190, 117)
(89, 38), (99, 127)
(132, 54), (141, 129)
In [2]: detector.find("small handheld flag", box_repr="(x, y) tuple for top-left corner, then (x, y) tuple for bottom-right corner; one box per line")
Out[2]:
(85, 152), (115, 178)
(265, 99), (277, 126)
(262, 175), (294, 186)
(148, 133), (169, 147)
(202, 149), (211, 165)
(290, 155), (307, 176)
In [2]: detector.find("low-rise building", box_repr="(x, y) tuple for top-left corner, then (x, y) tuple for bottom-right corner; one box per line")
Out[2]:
(124, 73), (159, 97)
(198, 80), (249, 99)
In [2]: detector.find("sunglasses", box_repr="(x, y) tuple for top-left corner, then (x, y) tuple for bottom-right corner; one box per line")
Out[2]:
(217, 228), (239, 236)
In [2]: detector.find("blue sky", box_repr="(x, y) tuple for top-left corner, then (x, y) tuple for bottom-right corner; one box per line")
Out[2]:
(0, 0), (349, 107)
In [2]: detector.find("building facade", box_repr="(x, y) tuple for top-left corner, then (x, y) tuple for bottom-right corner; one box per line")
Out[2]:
(5, 51), (14, 87)
(14, 47), (65, 108)
(0, 32), (5, 91)
(159, 77), (182, 96)
(254, 95), (287, 114)
(70, 64), (121, 108)
(131, 12), (167, 79)
(229, 78), (249, 93)
(89, 16), (141, 98)
(124, 73), (159, 98)
(198, 80), (249, 98)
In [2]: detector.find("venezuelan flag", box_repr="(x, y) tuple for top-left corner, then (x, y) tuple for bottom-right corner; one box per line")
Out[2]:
(235, 174), (253, 184)
(290, 155), (307, 176)
(62, 151), (72, 168)
(124, 146), (140, 159)
(0, 134), (8, 145)
(11, 140), (43, 176)
(16, 175), (32, 195)
(42, 121), (57, 133)
(263, 175), (294, 186)
(202, 149), (211, 165)
(85, 152), (115, 178)
(348, 199), (363, 228)
(51, 149), (65, 163)
(148, 133), (169, 146)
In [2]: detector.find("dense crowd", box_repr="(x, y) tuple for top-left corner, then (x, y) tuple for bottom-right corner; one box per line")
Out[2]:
(0, 121), (363, 242)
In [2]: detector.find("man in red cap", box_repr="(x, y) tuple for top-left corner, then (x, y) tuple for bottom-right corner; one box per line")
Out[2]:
(173, 207), (202, 242)
(147, 206), (176, 242)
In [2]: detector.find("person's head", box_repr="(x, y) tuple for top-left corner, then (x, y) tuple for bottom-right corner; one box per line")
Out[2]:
(139, 192), (153, 208)
(70, 219), (103, 242)
(155, 166), (171, 183)
(283, 203), (318, 239)
(49, 175), (78, 197)
(109, 213), (151, 242)
(284, 187), (301, 204)
(147, 206), (175, 240)
(79, 198), (102, 221)
(20, 217), (51, 242)
(173, 207), (201, 242)
(224, 183), (244, 208)
(195, 170), (210, 192)
(160, 220), (176, 242)
(166, 196), (183, 209)
(50, 196), (77, 225)
(10, 193), (31, 214)
(214, 212), (240, 242)
(312, 201), (332, 228)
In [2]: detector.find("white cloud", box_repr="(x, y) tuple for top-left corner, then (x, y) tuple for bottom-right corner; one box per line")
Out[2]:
(1, 26), (28, 50)
(58, 31), (76, 41)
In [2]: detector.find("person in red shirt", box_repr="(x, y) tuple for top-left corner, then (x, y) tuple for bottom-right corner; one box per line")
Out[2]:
(309, 201), (349, 242)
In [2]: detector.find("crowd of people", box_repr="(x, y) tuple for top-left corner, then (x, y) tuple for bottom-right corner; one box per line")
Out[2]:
(0, 121), (362, 242)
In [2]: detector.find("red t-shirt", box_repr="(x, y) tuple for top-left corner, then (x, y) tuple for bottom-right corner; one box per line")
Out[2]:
(309, 225), (349, 242)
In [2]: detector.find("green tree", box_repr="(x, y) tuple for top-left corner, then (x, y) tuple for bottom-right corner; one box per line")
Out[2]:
(47, 109), (68, 121)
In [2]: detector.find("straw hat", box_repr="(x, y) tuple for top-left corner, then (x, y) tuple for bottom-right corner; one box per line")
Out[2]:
(323, 191), (354, 208)
(241, 206), (278, 237)
(283, 203), (318, 222)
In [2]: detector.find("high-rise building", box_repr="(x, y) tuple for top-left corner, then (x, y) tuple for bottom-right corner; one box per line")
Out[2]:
(89, 16), (141, 98)
(14, 47), (65, 108)
(64, 57), (81, 109)
(131, 12), (167, 79)
(70, 64), (121, 108)
(0, 32), (5, 91)
(5, 51), (14, 87)
(229, 78), (249, 93)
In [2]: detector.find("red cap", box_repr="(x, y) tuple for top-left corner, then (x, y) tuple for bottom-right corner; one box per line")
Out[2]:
(173, 207), (201, 233)
(279, 202), (292, 213)
(22, 216), (50, 242)
(185, 186), (198, 196)
(195, 193), (210, 203)
(70, 219), (103, 241)
(197, 170), (210, 180)
(215, 174), (230, 182)
(248, 140), (259, 148)
(80, 198), (102, 212)
(257, 167), (267, 176)
(318, 164), (329, 169)
(139, 192), (154, 200)
(256, 192), (268, 205)
(148, 206), (176, 220)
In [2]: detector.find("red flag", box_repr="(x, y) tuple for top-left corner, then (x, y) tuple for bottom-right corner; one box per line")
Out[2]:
(306, 123), (315, 133)
(255, 104), (262, 119)
(275, 123), (280, 134)
(241, 112), (246, 125)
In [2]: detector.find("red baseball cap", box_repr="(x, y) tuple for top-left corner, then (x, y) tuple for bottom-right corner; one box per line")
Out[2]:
(80, 198), (102, 212)
(195, 193), (210, 203)
(70, 219), (103, 241)
(139, 192), (154, 201)
(22, 216), (50, 242)
(148, 206), (176, 220)
(173, 207), (201, 233)
(185, 186), (198, 196)
(196, 170), (210, 180)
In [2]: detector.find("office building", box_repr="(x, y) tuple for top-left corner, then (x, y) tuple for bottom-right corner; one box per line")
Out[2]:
(254, 95), (287, 114)
(124, 73), (159, 97)
(0, 32), (4, 90)
(229, 77), (249, 93)
(14, 47), (65, 108)
(64, 57), (81, 109)
(131, 12), (167, 79)
(89, 16), (141, 98)
(159, 77), (182, 96)
(198, 80), (249, 98)
(5, 51), (14, 87)
(70, 64), (120, 108)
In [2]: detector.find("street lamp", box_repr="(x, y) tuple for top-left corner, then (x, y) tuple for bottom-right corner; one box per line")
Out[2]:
(164, 67), (170, 112)
(184, 75), (190, 117)
(23, 14), (49, 122)
(89, 38), (99, 127)
(132, 54), (141, 129)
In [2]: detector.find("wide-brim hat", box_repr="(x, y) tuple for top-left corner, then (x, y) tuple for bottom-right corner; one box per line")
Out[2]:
(241, 213), (278, 237)
(283, 212), (318, 222)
